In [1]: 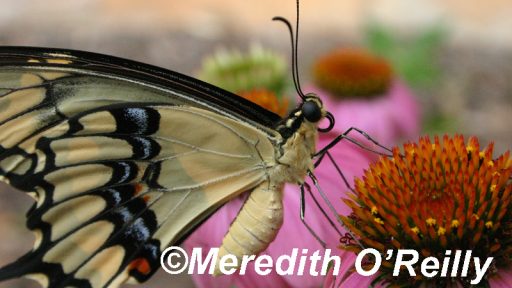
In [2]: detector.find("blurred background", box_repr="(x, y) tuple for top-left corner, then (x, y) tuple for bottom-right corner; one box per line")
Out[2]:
(0, 0), (510, 287)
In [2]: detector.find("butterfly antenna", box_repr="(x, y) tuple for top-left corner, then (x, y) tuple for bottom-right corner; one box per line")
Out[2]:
(293, 0), (306, 98)
(273, 0), (307, 100)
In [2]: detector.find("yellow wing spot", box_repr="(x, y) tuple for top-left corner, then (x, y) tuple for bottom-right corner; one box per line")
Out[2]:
(485, 221), (493, 229)
(487, 160), (494, 168)
(74, 245), (125, 288)
(479, 151), (485, 159)
(25, 273), (49, 288)
(437, 227), (446, 236)
(33, 229), (43, 250)
(0, 154), (32, 175)
(51, 136), (132, 166)
(0, 110), (47, 148)
(77, 111), (118, 135)
(490, 184), (497, 192)
(374, 217), (384, 225)
(43, 195), (107, 241)
(34, 186), (47, 209)
(451, 220), (460, 228)
(411, 227), (420, 234)
(38, 72), (70, 81)
(46, 59), (73, 64)
(0, 87), (46, 123)
(44, 221), (114, 273)
(472, 214), (480, 220)
(20, 73), (44, 86)
(44, 164), (113, 202)
(371, 206), (378, 215)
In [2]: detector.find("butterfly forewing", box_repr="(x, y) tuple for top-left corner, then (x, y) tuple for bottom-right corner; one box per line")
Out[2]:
(0, 47), (280, 288)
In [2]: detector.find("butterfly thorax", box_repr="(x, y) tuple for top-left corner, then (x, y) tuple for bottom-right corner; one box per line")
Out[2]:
(271, 121), (317, 185)
(270, 96), (324, 186)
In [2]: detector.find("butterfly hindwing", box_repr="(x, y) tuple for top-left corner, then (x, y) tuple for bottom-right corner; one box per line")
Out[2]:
(0, 48), (280, 288)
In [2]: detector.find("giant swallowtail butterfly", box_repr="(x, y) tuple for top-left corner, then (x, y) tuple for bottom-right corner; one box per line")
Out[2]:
(0, 7), (381, 287)
(0, 43), (335, 287)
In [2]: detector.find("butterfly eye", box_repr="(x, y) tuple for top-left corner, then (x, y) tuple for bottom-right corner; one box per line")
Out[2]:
(302, 101), (322, 123)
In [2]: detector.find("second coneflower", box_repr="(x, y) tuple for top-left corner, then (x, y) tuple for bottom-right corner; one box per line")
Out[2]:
(313, 48), (393, 99)
(340, 135), (512, 287)
(197, 46), (290, 116)
(308, 48), (420, 147)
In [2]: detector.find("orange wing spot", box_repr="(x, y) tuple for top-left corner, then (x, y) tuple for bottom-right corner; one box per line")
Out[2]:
(134, 183), (144, 195)
(129, 258), (151, 275)
(143, 195), (151, 203)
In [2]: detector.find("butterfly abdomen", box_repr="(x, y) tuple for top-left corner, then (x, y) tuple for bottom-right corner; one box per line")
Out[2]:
(215, 181), (284, 275)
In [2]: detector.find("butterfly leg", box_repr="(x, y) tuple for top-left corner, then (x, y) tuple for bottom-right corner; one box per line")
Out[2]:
(214, 181), (283, 275)
(315, 127), (393, 161)
(302, 182), (343, 236)
(308, 172), (365, 249)
(325, 151), (356, 192)
(299, 184), (327, 248)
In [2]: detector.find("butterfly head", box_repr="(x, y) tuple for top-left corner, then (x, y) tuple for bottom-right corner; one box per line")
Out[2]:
(301, 93), (335, 133)
(275, 93), (334, 141)
(301, 94), (323, 122)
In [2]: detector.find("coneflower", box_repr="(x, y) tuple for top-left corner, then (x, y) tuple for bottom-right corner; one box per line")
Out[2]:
(313, 48), (393, 99)
(308, 47), (420, 148)
(340, 135), (512, 287)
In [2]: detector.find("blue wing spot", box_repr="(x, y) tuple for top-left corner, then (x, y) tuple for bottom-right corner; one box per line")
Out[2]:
(125, 108), (148, 133)
(130, 136), (160, 160)
(116, 207), (134, 224)
(108, 161), (138, 185)
(126, 218), (150, 242)
(111, 107), (160, 135)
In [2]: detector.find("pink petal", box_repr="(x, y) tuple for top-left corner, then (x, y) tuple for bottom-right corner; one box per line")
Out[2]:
(488, 267), (512, 287)
(311, 80), (421, 146)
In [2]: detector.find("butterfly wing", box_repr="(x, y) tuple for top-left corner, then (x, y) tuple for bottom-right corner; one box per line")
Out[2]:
(0, 47), (280, 288)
